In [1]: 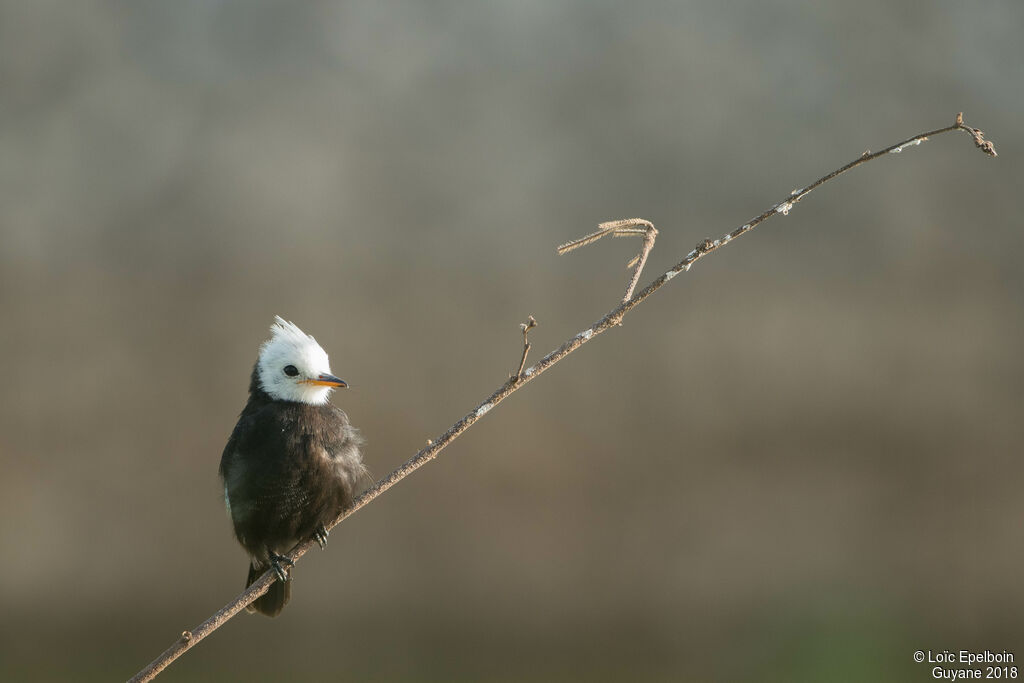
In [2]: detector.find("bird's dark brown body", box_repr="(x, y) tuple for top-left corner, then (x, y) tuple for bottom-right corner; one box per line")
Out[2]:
(220, 365), (363, 616)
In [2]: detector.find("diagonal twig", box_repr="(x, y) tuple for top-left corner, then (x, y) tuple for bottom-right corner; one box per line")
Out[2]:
(128, 113), (995, 682)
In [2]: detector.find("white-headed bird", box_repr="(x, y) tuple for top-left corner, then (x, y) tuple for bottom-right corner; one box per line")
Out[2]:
(220, 317), (364, 616)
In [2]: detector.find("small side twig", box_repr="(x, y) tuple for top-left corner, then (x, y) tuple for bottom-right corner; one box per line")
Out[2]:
(557, 218), (658, 302)
(128, 113), (996, 683)
(514, 315), (538, 382)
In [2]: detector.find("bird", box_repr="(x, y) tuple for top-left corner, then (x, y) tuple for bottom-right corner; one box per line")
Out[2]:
(220, 316), (364, 616)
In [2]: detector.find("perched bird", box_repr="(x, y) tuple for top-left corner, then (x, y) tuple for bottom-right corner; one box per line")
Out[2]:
(220, 316), (364, 616)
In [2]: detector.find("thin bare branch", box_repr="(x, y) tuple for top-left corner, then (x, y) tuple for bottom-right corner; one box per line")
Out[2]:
(128, 113), (995, 682)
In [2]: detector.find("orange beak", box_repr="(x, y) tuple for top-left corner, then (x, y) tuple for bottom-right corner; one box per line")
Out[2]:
(302, 373), (348, 388)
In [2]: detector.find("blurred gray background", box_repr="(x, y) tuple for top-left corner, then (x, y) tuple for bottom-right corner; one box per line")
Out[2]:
(1, 1), (1022, 681)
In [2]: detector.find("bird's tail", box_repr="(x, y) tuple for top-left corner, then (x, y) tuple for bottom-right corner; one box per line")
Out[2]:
(245, 562), (290, 617)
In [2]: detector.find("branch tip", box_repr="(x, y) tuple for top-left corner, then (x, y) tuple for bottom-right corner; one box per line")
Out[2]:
(954, 112), (997, 157)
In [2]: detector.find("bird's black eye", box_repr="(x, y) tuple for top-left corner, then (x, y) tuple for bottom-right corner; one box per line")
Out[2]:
(283, 365), (299, 377)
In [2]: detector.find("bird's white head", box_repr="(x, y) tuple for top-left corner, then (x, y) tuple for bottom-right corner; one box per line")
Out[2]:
(256, 316), (347, 405)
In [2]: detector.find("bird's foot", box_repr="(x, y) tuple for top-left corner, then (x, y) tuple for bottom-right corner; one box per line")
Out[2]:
(268, 551), (295, 582)
(313, 524), (329, 550)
